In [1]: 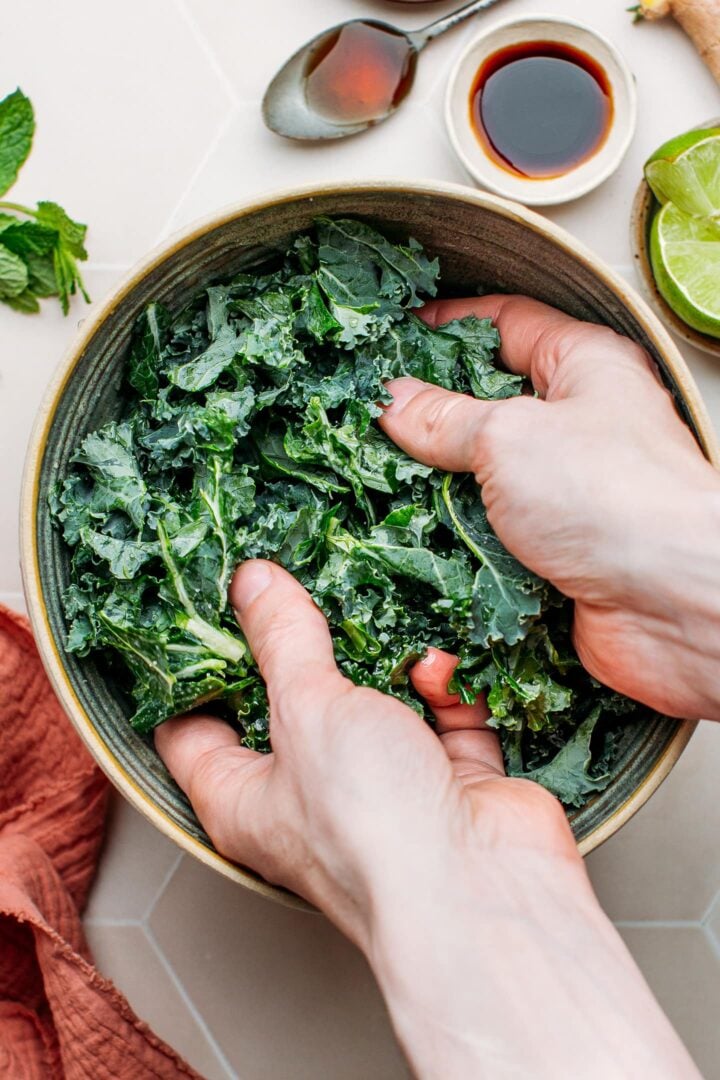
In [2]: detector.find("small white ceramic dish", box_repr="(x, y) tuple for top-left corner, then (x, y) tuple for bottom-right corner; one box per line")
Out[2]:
(445, 15), (637, 206)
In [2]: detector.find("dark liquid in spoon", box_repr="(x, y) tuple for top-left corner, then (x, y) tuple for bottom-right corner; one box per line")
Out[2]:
(304, 21), (416, 126)
(470, 41), (613, 179)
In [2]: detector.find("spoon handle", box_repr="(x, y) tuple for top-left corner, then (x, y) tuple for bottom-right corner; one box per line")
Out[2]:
(410, 0), (510, 48)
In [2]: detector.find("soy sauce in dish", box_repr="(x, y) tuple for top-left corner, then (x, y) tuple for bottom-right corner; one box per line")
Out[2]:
(304, 21), (416, 126)
(469, 41), (613, 179)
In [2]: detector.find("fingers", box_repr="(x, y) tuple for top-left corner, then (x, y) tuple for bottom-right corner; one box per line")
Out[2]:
(154, 714), (269, 858)
(410, 647), (489, 733)
(229, 560), (346, 706)
(420, 294), (656, 400)
(410, 648), (505, 777)
(440, 729), (506, 780)
(379, 376), (498, 474)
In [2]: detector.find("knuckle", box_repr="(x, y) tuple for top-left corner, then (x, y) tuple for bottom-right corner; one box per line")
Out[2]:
(418, 390), (464, 445)
(270, 669), (352, 726)
(475, 397), (538, 458)
(505, 776), (568, 826)
(187, 747), (230, 822)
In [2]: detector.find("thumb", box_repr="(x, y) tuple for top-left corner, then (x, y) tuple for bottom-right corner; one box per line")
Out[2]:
(379, 376), (501, 474)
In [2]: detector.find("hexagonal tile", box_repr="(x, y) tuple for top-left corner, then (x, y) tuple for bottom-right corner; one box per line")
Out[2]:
(84, 793), (181, 922)
(587, 721), (720, 922)
(83, 922), (232, 1080)
(164, 99), (467, 237)
(182, 0), (473, 111)
(150, 856), (409, 1080)
(617, 925), (720, 1079)
(5, 0), (233, 264)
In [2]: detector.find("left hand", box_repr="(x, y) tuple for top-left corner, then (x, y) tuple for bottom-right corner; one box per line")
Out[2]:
(155, 560), (697, 1079)
(155, 558), (578, 948)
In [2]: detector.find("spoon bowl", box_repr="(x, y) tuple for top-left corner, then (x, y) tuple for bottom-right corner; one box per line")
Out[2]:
(262, 20), (419, 141)
(262, 0), (508, 141)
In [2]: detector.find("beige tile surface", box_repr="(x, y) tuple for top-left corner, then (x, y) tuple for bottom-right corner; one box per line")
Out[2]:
(5, 1), (232, 265)
(618, 926), (720, 1080)
(587, 722), (720, 922)
(149, 855), (410, 1080)
(83, 922), (232, 1080)
(84, 798), (181, 923)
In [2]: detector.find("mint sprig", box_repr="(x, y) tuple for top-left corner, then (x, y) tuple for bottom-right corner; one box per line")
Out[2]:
(0, 88), (90, 315)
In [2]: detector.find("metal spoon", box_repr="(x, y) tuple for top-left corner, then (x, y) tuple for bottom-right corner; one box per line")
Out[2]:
(262, 0), (509, 141)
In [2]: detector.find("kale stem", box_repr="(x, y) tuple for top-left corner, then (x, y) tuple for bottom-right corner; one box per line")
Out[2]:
(0, 200), (37, 217)
(157, 523), (245, 664)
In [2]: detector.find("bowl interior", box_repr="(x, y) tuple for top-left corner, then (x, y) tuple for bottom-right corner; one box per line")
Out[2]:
(28, 185), (702, 893)
(446, 16), (637, 206)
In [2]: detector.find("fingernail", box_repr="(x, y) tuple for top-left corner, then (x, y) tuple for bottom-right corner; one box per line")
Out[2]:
(382, 377), (426, 415)
(231, 560), (273, 613)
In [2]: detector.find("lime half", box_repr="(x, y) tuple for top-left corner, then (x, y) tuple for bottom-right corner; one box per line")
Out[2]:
(645, 129), (720, 218)
(650, 202), (720, 339)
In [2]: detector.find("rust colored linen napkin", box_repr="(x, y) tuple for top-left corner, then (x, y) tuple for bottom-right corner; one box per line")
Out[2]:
(0, 605), (200, 1078)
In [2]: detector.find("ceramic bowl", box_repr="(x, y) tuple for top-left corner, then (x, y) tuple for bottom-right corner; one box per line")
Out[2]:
(21, 180), (717, 907)
(445, 15), (637, 205)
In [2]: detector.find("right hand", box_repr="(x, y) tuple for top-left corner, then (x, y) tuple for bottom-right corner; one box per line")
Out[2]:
(380, 295), (720, 720)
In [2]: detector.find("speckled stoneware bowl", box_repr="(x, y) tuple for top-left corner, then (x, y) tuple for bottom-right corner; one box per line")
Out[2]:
(21, 180), (719, 909)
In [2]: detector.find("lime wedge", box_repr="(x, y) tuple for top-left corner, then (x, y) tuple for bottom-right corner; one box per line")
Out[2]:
(650, 202), (720, 339)
(645, 129), (720, 218)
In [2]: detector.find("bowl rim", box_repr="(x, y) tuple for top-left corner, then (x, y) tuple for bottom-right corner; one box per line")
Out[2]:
(20, 178), (715, 903)
(444, 14), (638, 206)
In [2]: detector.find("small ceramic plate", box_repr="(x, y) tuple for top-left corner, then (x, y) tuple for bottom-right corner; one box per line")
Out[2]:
(630, 117), (720, 359)
(445, 15), (637, 206)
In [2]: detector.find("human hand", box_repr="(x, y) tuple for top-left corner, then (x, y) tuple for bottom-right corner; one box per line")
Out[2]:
(155, 558), (577, 947)
(155, 559), (697, 1078)
(380, 295), (720, 721)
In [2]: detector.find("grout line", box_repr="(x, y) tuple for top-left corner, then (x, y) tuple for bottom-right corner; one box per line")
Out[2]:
(143, 922), (239, 1080)
(702, 922), (720, 964)
(614, 919), (702, 929)
(699, 892), (719, 927)
(155, 106), (238, 243)
(173, 0), (242, 111)
(141, 850), (184, 923)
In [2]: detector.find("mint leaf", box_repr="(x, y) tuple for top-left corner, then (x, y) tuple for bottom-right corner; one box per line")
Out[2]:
(35, 201), (87, 258)
(0, 220), (57, 257)
(25, 250), (59, 297)
(0, 89), (34, 197)
(0, 242), (29, 297)
(35, 201), (89, 314)
(5, 289), (40, 313)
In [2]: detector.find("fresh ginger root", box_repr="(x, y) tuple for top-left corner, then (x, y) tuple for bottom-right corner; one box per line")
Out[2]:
(631, 0), (720, 83)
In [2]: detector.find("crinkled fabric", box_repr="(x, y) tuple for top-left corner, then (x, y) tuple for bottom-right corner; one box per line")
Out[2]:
(0, 606), (199, 1078)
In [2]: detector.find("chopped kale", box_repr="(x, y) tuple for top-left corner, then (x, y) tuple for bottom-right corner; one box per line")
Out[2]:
(51, 218), (645, 806)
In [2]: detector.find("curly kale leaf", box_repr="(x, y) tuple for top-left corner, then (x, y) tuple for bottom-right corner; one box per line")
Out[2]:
(52, 217), (644, 806)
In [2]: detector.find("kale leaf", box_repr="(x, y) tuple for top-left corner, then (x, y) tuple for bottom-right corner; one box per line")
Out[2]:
(52, 218), (645, 804)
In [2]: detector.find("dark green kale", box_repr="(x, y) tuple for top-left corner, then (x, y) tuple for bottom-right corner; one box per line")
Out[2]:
(51, 216), (645, 807)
